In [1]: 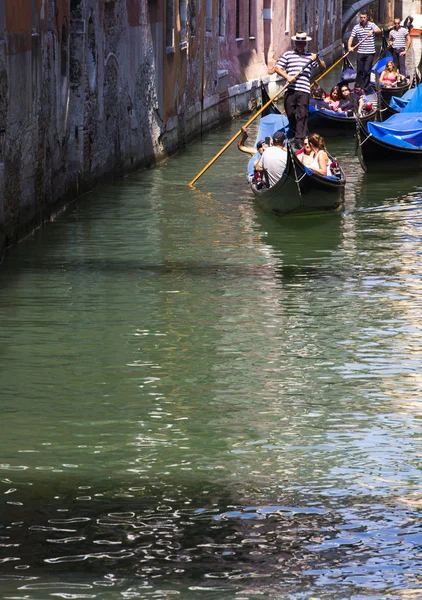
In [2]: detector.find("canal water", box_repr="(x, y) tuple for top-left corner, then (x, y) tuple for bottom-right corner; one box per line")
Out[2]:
(2, 66), (422, 599)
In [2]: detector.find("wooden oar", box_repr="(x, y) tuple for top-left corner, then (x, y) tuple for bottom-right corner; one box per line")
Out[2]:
(187, 58), (316, 187)
(312, 31), (373, 86)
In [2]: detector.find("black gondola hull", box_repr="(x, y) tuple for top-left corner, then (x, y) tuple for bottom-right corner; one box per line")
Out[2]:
(250, 150), (345, 215)
(356, 117), (422, 171)
(308, 108), (377, 136)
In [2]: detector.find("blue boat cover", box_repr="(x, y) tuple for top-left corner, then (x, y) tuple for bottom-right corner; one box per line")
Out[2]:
(247, 152), (260, 178)
(401, 83), (422, 113)
(367, 112), (422, 148)
(389, 87), (417, 111)
(372, 52), (393, 75)
(255, 113), (289, 142)
(309, 104), (344, 118)
(338, 68), (356, 84)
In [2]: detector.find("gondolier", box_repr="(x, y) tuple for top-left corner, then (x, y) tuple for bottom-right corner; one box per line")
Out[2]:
(273, 32), (326, 151)
(389, 17), (411, 76)
(348, 11), (381, 92)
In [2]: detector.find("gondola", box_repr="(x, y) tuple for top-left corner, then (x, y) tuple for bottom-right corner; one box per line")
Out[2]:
(246, 85), (345, 214)
(307, 99), (377, 135)
(307, 55), (377, 135)
(371, 39), (412, 116)
(356, 85), (422, 171)
(379, 85), (418, 121)
(249, 146), (345, 215)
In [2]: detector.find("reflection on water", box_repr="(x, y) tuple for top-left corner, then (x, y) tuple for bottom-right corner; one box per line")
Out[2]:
(2, 102), (422, 599)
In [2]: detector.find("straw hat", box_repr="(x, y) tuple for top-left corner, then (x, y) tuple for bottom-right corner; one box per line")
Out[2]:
(291, 32), (312, 42)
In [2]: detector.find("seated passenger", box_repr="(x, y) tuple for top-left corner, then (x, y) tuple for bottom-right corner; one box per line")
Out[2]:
(380, 60), (399, 87)
(252, 139), (270, 186)
(308, 133), (331, 176)
(326, 86), (341, 111)
(296, 137), (315, 167)
(238, 126), (264, 156)
(256, 130), (288, 187)
(310, 84), (331, 110)
(352, 84), (373, 115)
(339, 85), (354, 113)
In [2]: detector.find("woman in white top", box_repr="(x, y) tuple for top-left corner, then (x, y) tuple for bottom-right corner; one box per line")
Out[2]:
(308, 133), (331, 176)
(297, 137), (315, 167)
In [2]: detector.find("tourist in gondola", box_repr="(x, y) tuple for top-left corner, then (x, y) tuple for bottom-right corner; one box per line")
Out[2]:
(347, 11), (381, 93)
(272, 32), (326, 151)
(352, 84), (373, 116)
(326, 86), (341, 111)
(237, 126), (269, 157)
(379, 60), (400, 87)
(388, 18), (411, 76)
(256, 130), (288, 187)
(310, 84), (331, 110)
(338, 85), (354, 113)
(296, 137), (315, 167)
(308, 133), (331, 176)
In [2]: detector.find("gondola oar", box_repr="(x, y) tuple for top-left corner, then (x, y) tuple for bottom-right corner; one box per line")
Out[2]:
(187, 57), (316, 188)
(312, 31), (373, 86)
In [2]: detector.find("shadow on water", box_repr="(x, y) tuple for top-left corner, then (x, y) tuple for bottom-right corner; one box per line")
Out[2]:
(251, 208), (344, 281)
(3, 472), (416, 598)
(3, 472), (422, 598)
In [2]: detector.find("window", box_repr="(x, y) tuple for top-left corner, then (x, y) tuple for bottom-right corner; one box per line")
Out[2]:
(284, 0), (290, 33)
(61, 21), (69, 109)
(166, 0), (174, 49)
(61, 23), (68, 80)
(32, 0), (39, 33)
(248, 0), (255, 37)
(236, 0), (240, 38)
(218, 0), (225, 37)
(206, 0), (212, 32)
(188, 0), (196, 37)
(180, 0), (187, 44)
(87, 17), (97, 91)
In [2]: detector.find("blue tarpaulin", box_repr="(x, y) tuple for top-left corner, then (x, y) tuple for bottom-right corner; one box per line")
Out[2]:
(401, 83), (422, 113)
(368, 113), (422, 148)
(389, 87), (417, 111)
(367, 84), (422, 148)
(372, 52), (393, 75)
(309, 104), (341, 118)
(255, 113), (289, 143)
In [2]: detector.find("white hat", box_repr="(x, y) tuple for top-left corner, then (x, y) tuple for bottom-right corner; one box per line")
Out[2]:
(291, 32), (312, 42)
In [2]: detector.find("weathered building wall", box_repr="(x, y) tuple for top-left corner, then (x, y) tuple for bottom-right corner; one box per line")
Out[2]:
(0, 0), (347, 261)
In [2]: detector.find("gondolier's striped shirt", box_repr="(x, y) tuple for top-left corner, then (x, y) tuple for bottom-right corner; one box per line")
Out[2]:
(277, 50), (317, 94)
(350, 21), (378, 54)
(389, 26), (409, 50)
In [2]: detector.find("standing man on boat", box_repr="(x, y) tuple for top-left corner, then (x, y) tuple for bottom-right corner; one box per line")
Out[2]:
(273, 32), (326, 151)
(389, 17), (411, 76)
(348, 11), (381, 93)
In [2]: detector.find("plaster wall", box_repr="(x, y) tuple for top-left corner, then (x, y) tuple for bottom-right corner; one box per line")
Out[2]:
(0, 0), (347, 261)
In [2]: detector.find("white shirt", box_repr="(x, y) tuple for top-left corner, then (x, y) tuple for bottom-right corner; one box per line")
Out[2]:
(258, 146), (288, 187)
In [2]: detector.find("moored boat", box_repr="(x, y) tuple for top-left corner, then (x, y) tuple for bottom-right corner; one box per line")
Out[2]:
(356, 86), (422, 171)
(307, 55), (377, 136)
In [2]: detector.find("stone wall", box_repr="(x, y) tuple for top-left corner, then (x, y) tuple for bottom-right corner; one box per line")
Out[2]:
(0, 0), (346, 262)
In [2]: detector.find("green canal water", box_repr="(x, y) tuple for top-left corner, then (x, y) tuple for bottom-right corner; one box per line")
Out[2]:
(2, 107), (422, 599)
